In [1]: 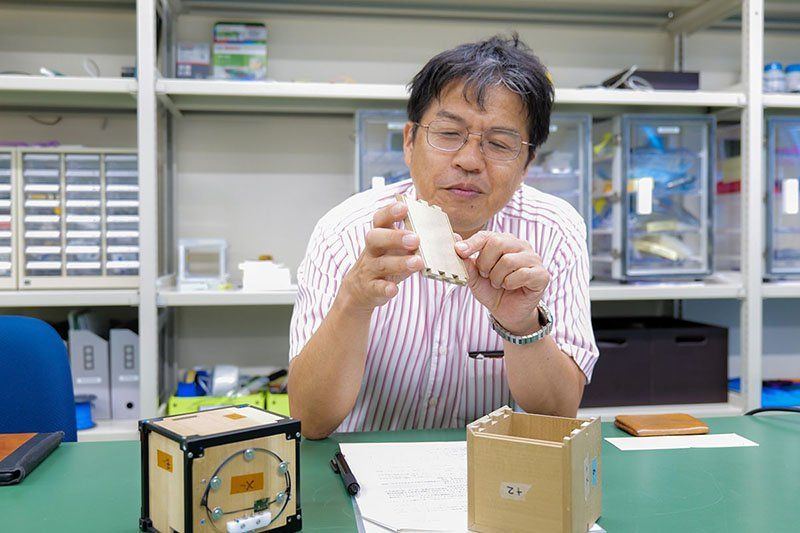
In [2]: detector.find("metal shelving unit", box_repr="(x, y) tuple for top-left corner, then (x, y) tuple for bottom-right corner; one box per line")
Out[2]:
(1, 0), (775, 440)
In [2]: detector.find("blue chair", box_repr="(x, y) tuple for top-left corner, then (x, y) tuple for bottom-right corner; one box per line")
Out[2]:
(0, 316), (77, 442)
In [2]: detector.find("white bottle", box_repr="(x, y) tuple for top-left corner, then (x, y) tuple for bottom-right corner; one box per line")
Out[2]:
(764, 62), (787, 93)
(786, 64), (800, 93)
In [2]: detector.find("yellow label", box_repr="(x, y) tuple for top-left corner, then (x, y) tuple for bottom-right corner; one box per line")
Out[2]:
(225, 413), (246, 420)
(230, 473), (264, 495)
(157, 450), (173, 472)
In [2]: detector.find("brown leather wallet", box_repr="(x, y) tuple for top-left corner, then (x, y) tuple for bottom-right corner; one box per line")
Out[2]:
(614, 413), (709, 437)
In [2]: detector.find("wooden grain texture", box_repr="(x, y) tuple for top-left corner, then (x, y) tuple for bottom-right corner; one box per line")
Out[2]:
(192, 434), (297, 532)
(152, 405), (284, 437)
(467, 407), (601, 533)
(148, 431), (184, 533)
(397, 195), (468, 286)
(567, 419), (602, 533)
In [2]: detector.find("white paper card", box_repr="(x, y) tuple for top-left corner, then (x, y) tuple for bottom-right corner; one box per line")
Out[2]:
(605, 433), (759, 451)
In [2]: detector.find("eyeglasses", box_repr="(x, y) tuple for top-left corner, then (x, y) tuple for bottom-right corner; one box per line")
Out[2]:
(414, 120), (532, 161)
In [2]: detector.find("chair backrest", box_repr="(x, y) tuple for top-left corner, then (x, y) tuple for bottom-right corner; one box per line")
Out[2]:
(0, 316), (77, 442)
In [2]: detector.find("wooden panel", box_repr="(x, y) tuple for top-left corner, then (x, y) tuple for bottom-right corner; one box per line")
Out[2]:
(148, 432), (184, 533)
(399, 195), (468, 286)
(191, 434), (297, 532)
(469, 433), (563, 532)
(510, 413), (586, 443)
(152, 406), (285, 437)
(471, 410), (513, 436)
(567, 419), (602, 533)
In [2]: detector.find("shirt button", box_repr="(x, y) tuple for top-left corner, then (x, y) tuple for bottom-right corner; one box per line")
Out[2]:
(428, 397), (437, 407)
(438, 346), (447, 357)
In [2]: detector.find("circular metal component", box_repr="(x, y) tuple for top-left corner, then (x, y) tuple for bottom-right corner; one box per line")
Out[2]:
(210, 476), (222, 490)
(211, 507), (224, 521)
(199, 519), (206, 525)
(243, 448), (255, 461)
(295, 432), (301, 439)
(276, 491), (286, 504)
(278, 461), (289, 475)
(187, 452), (193, 459)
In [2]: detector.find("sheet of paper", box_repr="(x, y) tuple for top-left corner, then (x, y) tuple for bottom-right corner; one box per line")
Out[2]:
(340, 441), (468, 532)
(605, 433), (759, 451)
(341, 441), (606, 533)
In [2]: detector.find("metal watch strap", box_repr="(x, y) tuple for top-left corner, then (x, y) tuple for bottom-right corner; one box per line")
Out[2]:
(489, 302), (553, 345)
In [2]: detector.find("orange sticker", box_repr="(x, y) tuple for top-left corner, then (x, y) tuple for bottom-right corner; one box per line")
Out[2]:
(230, 473), (264, 495)
(157, 450), (173, 472)
(225, 413), (246, 420)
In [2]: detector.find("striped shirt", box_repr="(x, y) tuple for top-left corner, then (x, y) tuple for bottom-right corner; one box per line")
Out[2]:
(289, 179), (598, 432)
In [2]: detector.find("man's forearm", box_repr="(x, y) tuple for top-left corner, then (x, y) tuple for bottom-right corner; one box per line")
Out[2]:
(288, 291), (373, 439)
(503, 336), (585, 417)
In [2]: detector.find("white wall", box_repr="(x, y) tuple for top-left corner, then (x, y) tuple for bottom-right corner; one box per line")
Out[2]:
(0, 6), (135, 78)
(176, 13), (742, 89)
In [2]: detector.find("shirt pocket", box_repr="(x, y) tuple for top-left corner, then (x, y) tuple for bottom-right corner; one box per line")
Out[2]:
(458, 345), (511, 426)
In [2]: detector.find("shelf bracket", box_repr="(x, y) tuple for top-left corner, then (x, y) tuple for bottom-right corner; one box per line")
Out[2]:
(157, 91), (182, 118)
(665, 0), (740, 36)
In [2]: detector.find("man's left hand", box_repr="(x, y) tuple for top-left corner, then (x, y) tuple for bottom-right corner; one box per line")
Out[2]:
(455, 231), (549, 336)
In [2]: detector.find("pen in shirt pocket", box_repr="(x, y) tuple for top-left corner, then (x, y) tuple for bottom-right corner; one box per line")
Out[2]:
(467, 350), (504, 359)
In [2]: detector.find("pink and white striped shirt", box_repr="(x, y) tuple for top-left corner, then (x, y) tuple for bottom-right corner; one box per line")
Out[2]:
(289, 179), (598, 433)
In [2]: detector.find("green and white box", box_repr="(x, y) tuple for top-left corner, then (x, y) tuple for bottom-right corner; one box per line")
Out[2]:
(212, 22), (267, 80)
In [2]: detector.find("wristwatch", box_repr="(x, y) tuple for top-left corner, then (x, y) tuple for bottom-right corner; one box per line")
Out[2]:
(489, 302), (553, 345)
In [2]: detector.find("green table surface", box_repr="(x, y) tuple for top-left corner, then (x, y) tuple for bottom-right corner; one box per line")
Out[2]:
(2, 415), (800, 532)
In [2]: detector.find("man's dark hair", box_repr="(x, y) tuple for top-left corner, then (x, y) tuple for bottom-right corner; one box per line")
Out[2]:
(407, 34), (554, 164)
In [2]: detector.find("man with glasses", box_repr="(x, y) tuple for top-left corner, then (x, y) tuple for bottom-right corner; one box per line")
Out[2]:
(289, 35), (598, 439)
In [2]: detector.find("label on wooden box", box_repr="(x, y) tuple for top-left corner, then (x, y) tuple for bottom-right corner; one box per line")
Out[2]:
(157, 450), (173, 472)
(230, 472), (264, 495)
(499, 482), (532, 501)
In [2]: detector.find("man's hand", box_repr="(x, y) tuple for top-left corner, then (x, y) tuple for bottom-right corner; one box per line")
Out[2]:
(341, 201), (424, 315)
(455, 231), (549, 335)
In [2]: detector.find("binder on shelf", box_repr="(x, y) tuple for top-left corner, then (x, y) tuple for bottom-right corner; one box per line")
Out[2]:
(109, 328), (140, 419)
(68, 329), (111, 420)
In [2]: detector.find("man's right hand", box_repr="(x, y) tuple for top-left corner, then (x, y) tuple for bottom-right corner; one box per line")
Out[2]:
(340, 200), (423, 314)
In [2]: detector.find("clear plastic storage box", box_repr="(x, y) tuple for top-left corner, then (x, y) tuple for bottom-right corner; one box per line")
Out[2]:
(767, 117), (800, 278)
(714, 124), (741, 272)
(355, 109), (409, 191)
(0, 152), (13, 288)
(592, 114), (715, 281)
(17, 148), (139, 289)
(525, 113), (591, 236)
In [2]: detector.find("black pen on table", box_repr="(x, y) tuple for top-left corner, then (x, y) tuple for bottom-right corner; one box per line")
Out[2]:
(330, 451), (360, 496)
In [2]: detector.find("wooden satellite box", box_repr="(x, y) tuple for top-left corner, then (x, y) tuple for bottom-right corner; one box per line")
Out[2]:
(139, 405), (301, 533)
(467, 406), (602, 533)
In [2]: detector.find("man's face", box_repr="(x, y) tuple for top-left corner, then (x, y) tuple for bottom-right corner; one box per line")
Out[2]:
(403, 80), (532, 239)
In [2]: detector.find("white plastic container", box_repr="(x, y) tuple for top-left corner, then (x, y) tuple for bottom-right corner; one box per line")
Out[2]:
(787, 64), (800, 93)
(239, 260), (291, 291)
(764, 62), (787, 93)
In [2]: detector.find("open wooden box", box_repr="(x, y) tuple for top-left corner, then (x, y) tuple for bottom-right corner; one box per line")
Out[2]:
(139, 405), (301, 533)
(467, 406), (601, 533)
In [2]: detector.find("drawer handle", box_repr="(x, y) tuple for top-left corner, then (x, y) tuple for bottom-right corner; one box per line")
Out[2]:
(675, 335), (706, 345)
(597, 338), (627, 347)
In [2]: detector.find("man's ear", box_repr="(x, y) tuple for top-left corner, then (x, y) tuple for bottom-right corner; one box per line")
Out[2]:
(403, 121), (416, 169)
